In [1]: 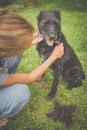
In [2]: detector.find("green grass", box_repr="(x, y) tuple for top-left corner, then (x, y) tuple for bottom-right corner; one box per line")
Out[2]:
(1, 0), (87, 130)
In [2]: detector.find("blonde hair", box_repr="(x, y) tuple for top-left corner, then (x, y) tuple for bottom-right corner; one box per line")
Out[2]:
(0, 10), (34, 56)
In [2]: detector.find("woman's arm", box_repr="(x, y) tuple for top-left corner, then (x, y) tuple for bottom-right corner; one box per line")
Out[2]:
(0, 44), (64, 87)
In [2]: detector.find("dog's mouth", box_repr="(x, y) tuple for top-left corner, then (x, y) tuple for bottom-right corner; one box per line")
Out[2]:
(46, 39), (54, 46)
(39, 33), (57, 46)
(46, 38), (62, 46)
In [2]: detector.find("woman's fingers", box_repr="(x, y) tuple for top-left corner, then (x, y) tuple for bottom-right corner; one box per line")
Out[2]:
(32, 33), (43, 45)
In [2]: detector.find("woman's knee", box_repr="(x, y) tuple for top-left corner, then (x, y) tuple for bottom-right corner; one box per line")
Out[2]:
(13, 84), (31, 104)
(0, 84), (30, 119)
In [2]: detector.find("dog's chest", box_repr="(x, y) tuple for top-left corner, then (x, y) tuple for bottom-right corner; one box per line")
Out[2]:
(37, 42), (54, 62)
(39, 48), (52, 62)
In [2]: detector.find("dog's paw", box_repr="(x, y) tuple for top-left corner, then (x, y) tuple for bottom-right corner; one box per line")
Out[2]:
(67, 83), (82, 90)
(46, 92), (55, 100)
(67, 85), (74, 90)
(67, 78), (83, 90)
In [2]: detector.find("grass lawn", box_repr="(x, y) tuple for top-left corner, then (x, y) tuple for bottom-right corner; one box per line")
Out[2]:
(1, 0), (87, 130)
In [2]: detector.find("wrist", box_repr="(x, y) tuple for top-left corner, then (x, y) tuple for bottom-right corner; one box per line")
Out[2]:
(48, 54), (57, 63)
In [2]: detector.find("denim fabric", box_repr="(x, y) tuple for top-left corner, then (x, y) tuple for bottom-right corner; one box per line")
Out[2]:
(0, 56), (30, 119)
(0, 84), (30, 119)
(0, 56), (8, 85)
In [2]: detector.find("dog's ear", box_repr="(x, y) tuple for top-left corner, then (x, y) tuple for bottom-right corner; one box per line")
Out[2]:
(37, 10), (44, 21)
(53, 10), (61, 21)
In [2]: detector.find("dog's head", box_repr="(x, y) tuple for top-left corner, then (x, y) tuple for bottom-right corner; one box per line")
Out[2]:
(37, 10), (61, 46)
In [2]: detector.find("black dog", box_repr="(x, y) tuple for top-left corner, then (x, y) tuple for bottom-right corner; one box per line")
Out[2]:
(36, 10), (86, 100)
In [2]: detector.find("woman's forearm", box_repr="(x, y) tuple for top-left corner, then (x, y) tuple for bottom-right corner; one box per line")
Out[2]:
(26, 54), (57, 83)
(0, 44), (64, 87)
(0, 55), (56, 87)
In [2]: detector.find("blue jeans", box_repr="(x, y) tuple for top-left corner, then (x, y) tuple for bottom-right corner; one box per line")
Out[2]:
(0, 56), (30, 119)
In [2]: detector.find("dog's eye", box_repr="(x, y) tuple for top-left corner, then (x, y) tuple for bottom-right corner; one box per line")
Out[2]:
(44, 21), (49, 24)
(53, 19), (60, 24)
(42, 20), (49, 24)
(45, 21), (49, 24)
(54, 21), (59, 24)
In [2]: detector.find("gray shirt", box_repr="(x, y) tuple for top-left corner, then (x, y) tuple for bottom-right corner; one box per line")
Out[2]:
(0, 56), (8, 85)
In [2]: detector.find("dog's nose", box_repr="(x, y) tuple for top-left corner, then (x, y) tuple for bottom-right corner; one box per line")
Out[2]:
(49, 34), (55, 40)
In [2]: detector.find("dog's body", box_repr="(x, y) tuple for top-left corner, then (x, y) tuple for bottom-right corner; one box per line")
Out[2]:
(37, 10), (85, 100)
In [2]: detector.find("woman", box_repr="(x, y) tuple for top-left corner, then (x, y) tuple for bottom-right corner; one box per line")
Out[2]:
(0, 10), (64, 127)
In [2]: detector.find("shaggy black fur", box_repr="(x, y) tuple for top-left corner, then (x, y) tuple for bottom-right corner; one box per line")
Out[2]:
(46, 102), (76, 127)
(37, 10), (86, 100)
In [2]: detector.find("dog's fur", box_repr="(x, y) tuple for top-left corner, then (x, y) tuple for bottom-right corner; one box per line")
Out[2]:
(46, 101), (76, 126)
(37, 10), (86, 100)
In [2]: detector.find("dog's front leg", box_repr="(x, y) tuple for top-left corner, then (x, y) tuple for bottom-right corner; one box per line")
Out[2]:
(46, 66), (62, 100)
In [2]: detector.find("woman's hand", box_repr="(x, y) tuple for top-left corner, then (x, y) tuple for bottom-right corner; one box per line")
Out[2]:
(32, 33), (43, 45)
(51, 43), (64, 60)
